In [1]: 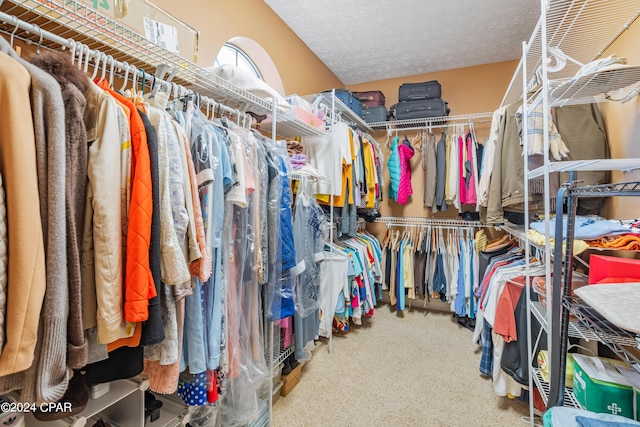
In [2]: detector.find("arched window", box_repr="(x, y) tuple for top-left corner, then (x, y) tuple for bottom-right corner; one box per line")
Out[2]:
(214, 43), (262, 80)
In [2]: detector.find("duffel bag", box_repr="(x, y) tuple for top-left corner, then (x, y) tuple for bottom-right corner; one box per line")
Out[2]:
(390, 99), (450, 120)
(353, 90), (385, 107)
(398, 80), (441, 101)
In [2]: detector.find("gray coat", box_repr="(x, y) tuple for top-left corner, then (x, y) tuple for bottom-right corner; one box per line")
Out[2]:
(30, 51), (90, 370)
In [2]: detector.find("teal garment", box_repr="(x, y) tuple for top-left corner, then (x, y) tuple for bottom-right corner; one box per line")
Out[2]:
(387, 136), (401, 201)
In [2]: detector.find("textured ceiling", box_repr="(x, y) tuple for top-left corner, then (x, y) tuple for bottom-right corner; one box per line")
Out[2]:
(264, 0), (541, 85)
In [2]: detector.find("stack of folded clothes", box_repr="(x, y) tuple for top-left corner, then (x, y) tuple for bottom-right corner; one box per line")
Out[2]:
(528, 216), (640, 251)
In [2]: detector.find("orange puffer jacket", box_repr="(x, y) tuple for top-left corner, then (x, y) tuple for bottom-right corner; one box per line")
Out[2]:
(98, 81), (156, 322)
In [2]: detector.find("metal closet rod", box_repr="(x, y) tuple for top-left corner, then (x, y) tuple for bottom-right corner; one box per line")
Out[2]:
(0, 11), (251, 126)
(374, 216), (487, 228)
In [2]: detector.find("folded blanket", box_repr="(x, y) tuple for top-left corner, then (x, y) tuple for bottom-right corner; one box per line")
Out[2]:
(586, 233), (640, 251)
(291, 154), (309, 170)
(530, 216), (629, 240)
(574, 283), (640, 334)
(526, 229), (588, 255)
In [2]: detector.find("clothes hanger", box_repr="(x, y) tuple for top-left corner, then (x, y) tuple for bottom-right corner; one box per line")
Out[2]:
(411, 131), (422, 150)
(9, 17), (20, 49)
(90, 51), (103, 81)
(82, 46), (91, 74)
(68, 39), (77, 65)
(99, 53), (109, 82)
(74, 42), (84, 70)
(34, 24), (44, 55)
(130, 65), (139, 97)
(171, 82), (179, 100)
(139, 68), (147, 95)
(106, 56), (116, 87)
(204, 97), (211, 120)
(119, 62), (131, 92)
(382, 225), (391, 248)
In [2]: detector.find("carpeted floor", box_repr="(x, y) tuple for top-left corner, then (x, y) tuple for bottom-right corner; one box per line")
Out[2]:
(272, 304), (530, 427)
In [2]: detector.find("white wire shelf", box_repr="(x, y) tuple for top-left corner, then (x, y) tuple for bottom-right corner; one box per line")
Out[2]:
(564, 296), (640, 370)
(532, 367), (582, 409)
(0, 0), (324, 137)
(261, 112), (326, 138)
(367, 112), (493, 131)
(528, 158), (640, 179)
(315, 92), (373, 133)
(531, 301), (600, 341)
(374, 215), (485, 228)
(502, 0), (640, 107)
(499, 221), (550, 255)
(265, 324), (295, 375)
(549, 65), (640, 106)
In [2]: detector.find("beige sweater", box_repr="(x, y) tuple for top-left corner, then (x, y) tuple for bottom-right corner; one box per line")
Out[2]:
(0, 37), (70, 405)
(0, 53), (47, 376)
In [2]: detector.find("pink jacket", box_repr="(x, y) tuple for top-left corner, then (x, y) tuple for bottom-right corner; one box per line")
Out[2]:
(460, 132), (477, 205)
(397, 142), (415, 204)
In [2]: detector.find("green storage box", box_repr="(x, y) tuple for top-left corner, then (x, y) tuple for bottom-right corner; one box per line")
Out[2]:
(573, 354), (637, 420)
(617, 365), (640, 423)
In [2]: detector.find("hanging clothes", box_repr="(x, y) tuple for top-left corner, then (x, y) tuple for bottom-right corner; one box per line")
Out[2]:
(447, 131), (460, 210)
(397, 137), (415, 205)
(434, 132), (447, 212)
(423, 132), (437, 209)
(387, 135), (401, 202)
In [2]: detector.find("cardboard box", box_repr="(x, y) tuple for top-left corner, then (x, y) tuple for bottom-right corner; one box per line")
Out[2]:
(280, 363), (301, 397)
(573, 354), (637, 420)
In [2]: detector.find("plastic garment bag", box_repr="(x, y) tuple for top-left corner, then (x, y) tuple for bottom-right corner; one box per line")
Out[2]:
(292, 176), (328, 317)
(219, 128), (268, 426)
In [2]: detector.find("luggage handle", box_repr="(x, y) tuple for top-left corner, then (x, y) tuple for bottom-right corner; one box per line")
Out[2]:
(389, 103), (397, 120)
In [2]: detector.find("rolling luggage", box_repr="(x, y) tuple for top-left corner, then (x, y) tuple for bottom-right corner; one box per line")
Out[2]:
(398, 81), (441, 101)
(326, 89), (363, 118)
(362, 105), (388, 123)
(390, 99), (450, 120)
(353, 90), (386, 107)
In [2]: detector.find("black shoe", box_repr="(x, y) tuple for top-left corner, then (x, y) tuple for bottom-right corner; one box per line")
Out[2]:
(144, 390), (163, 422)
(287, 354), (299, 370)
(456, 315), (476, 332)
(282, 358), (292, 376)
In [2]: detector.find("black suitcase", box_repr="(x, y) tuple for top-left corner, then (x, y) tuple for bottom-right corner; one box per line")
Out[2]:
(390, 99), (450, 120)
(398, 81), (441, 101)
(362, 105), (388, 123)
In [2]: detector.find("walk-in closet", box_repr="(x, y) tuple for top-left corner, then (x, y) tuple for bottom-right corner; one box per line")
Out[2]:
(0, 0), (639, 426)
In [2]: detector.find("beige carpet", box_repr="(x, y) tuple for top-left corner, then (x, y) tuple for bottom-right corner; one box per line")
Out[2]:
(272, 304), (530, 427)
